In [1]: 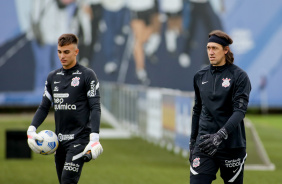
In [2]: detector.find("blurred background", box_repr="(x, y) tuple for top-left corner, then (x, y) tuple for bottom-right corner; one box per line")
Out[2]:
(1, 0), (282, 108)
(1, 0), (282, 183)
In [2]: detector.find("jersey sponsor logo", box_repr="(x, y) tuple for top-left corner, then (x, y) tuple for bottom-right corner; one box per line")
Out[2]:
(53, 93), (76, 111)
(87, 80), (96, 97)
(54, 103), (76, 110)
(72, 70), (82, 75)
(58, 133), (74, 142)
(64, 162), (80, 172)
(54, 93), (69, 98)
(225, 158), (241, 168)
(56, 71), (64, 75)
(54, 81), (61, 84)
(71, 77), (80, 87)
(222, 78), (231, 88)
(202, 81), (208, 84)
(193, 157), (200, 168)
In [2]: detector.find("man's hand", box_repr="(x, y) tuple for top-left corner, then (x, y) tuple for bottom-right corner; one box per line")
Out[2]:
(198, 128), (228, 156)
(189, 139), (196, 162)
(27, 126), (43, 154)
(82, 133), (103, 160)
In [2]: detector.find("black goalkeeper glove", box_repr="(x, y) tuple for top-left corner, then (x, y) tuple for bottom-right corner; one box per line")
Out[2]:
(189, 139), (196, 162)
(198, 128), (228, 156)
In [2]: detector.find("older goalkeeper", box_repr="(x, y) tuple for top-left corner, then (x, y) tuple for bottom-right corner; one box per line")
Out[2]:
(189, 30), (251, 184)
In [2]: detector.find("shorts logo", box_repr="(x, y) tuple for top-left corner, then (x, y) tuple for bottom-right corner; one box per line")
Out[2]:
(225, 158), (241, 168)
(64, 162), (80, 172)
(222, 78), (231, 88)
(193, 157), (200, 168)
(71, 77), (80, 87)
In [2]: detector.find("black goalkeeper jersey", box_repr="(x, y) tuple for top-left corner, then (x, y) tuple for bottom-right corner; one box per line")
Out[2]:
(31, 63), (101, 145)
(191, 64), (251, 149)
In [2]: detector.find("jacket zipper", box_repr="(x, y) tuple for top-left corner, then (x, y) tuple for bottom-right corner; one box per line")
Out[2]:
(213, 73), (217, 95)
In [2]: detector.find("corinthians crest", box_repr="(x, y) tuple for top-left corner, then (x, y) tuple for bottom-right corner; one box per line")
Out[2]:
(71, 77), (80, 87)
(193, 157), (200, 168)
(222, 78), (231, 88)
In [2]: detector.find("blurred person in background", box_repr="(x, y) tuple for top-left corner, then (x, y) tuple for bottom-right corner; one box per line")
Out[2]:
(160, 0), (183, 55)
(189, 30), (251, 184)
(27, 33), (103, 184)
(72, 0), (103, 67)
(29, 0), (76, 91)
(179, 0), (223, 67)
(101, 0), (129, 74)
(127, 0), (161, 85)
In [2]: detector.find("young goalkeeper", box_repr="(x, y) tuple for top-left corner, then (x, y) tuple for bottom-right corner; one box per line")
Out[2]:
(27, 33), (103, 184)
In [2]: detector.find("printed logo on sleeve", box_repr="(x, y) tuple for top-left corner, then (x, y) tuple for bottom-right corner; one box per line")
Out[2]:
(87, 80), (96, 97)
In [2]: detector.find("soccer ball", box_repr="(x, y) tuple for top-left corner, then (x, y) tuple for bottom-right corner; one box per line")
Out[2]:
(36, 130), (59, 155)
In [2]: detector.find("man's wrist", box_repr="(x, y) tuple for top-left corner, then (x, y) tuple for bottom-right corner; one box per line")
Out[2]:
(90, 133), (99, 142)
(218, 128), (228, 140)
(28, 125), (36, 132)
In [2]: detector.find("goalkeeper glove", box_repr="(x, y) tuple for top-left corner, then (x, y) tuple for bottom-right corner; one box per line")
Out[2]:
(82, 133), (103, 160)
(189, 139), (196, 162)
(27, 125), (43, 154)
(198, 128), (228, 156)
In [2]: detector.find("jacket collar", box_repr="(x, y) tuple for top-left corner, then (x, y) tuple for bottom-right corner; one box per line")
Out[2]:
(210, 63), (229, 74)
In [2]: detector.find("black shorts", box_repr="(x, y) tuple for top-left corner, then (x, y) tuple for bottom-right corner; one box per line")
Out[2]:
(190, 147), (247, 184)
(55, 141), (88, 184)
(130, 0), (159, 26)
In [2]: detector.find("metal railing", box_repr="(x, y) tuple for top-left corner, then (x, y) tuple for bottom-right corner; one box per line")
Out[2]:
(100, 82), (194, 157)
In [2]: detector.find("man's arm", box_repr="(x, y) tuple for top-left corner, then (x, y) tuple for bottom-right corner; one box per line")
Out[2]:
(28, 79), (53, 154)
(189, 75), (202, 161)
(223, 72), (251, 134)
(191, 75), (202, 141)
(82, 70), (103, 160)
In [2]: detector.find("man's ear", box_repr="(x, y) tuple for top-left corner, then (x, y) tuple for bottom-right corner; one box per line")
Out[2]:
(224, 46), (229, 54)
(75, 49), (79, 56)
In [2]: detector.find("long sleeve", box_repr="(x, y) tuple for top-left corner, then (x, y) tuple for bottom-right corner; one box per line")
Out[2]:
(191, 75), (202, 140)
(31, 76), (53, 128)
(86, 71), (101, 133)
(223, 72), (251, 134)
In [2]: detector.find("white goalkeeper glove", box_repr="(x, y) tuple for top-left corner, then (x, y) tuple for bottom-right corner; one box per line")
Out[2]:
(82, 133), (103, 160)
(27, 126), (43, 154)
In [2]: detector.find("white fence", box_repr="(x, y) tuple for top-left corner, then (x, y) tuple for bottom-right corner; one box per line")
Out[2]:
(100, 82), (194, 157)
(100, 82), (275, 170)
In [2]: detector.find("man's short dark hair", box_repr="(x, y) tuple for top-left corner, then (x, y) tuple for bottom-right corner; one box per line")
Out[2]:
(58, 33), (79, 47)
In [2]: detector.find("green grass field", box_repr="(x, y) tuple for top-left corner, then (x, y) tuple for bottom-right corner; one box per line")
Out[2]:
(0, 113), (281, 183)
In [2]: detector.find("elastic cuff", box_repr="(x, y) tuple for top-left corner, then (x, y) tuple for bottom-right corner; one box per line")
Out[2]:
(90, 133), (99, 142)
(28, 125), (36, 132)
(219, 128), (228, 140)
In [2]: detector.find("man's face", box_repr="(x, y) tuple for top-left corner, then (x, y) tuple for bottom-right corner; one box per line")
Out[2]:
(207, 42), (228, 66)
(57, 44), (79, 69)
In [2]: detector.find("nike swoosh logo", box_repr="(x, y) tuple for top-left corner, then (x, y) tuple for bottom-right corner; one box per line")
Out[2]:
(73, 144), (80, 148)
(54, 81), (61, 84)
(233, 167), (239, 173)
(202, 81), (208, 84)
